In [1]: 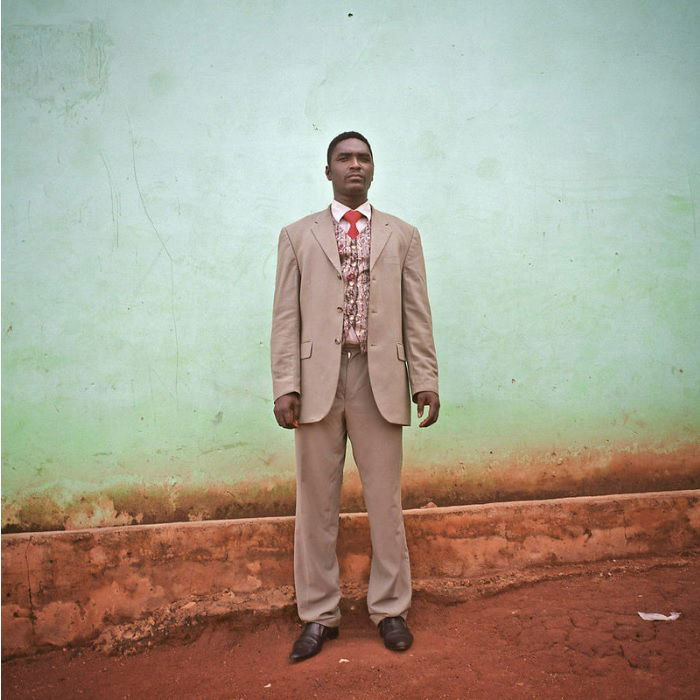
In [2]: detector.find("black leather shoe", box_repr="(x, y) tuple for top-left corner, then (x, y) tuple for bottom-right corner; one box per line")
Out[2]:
(378, 616), (413, 651)
(290, 622), (339, 662)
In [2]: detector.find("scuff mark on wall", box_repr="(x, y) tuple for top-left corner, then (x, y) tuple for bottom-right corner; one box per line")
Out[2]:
(2, 22), (111, 108)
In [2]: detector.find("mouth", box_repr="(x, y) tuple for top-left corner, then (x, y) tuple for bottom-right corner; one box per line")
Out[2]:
(347, 174), (364, 180)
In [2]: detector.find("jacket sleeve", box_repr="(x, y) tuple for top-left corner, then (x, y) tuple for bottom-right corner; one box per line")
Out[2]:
(270, 228), (301, 401)
(401, 227), (439, 397)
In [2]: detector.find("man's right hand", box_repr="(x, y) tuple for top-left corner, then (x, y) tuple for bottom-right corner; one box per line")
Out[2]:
(273, 392), (301, 429)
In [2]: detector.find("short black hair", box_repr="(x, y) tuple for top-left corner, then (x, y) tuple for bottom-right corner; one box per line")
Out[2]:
(326, 131), (373, 165)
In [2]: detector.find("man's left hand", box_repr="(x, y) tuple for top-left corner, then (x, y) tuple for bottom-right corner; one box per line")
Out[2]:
(414, 391), (440, 428)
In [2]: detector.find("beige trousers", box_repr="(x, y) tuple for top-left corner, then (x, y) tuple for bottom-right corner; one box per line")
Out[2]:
(294, 348), (411, 627)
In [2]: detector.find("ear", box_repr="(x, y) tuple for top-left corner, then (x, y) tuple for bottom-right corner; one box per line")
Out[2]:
(325, 164), (331, 180)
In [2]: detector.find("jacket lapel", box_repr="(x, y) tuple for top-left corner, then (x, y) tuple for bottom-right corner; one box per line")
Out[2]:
(370, 208), (392, 271)
(310, 208), (341, 274)
(310, 206), (393, 273)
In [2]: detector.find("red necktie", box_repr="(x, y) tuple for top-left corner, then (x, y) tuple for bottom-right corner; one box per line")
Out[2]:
(343, 210), (363, 239)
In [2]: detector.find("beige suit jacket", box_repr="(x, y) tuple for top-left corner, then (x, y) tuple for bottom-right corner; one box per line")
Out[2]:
(271, 206), (438, 425)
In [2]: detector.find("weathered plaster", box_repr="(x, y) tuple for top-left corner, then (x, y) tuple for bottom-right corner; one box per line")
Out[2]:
(2, 490), (699, 658)
(2, 2), (699, 527)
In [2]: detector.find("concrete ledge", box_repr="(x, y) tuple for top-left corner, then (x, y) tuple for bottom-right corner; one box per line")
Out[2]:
(2, 490), (699, 658)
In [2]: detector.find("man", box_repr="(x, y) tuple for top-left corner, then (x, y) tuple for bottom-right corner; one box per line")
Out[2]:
(271, 131), (439, 662)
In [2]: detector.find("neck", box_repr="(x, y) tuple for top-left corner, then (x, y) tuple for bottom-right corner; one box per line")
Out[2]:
(334, 193), (368, 210)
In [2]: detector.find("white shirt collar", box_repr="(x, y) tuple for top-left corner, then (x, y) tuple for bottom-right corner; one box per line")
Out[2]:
(330, 199), (372, 223)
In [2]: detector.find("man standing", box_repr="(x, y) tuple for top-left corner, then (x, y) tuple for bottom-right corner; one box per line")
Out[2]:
(271, 131), (439, 662)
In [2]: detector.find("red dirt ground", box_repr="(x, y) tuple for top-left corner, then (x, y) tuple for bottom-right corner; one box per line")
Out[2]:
(3, 556), (699, 699)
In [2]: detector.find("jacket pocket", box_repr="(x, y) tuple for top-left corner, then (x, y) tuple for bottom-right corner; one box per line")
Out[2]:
(396, 342), (406, 362)
(300, 340), (313, 359)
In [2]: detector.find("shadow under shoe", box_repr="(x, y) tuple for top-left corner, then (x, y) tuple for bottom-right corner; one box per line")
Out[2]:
(378, 616), (413, 651)
(290, 622), (339, 662)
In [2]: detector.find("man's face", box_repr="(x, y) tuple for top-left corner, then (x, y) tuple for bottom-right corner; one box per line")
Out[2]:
(325, 138), (374, 202)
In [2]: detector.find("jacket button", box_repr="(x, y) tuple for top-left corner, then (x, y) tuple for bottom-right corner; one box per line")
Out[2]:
(337, 306), (343, 313)
(337, 273), (342, 280)
(334, 338), (341, 344)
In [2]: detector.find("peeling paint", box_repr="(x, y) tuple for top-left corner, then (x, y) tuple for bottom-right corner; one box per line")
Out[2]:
(2, 443), (698, 533)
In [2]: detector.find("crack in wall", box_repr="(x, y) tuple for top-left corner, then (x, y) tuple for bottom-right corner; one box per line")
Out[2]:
(128, 113), (180, 403)
(621, 505), (630, 544)
(23, 538), (37, 640)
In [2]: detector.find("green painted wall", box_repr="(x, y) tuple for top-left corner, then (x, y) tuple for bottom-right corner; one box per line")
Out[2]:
(3, 1), (699, 530)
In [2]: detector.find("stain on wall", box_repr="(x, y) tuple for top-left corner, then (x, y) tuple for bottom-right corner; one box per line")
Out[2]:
(2, 443), (698, 533)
